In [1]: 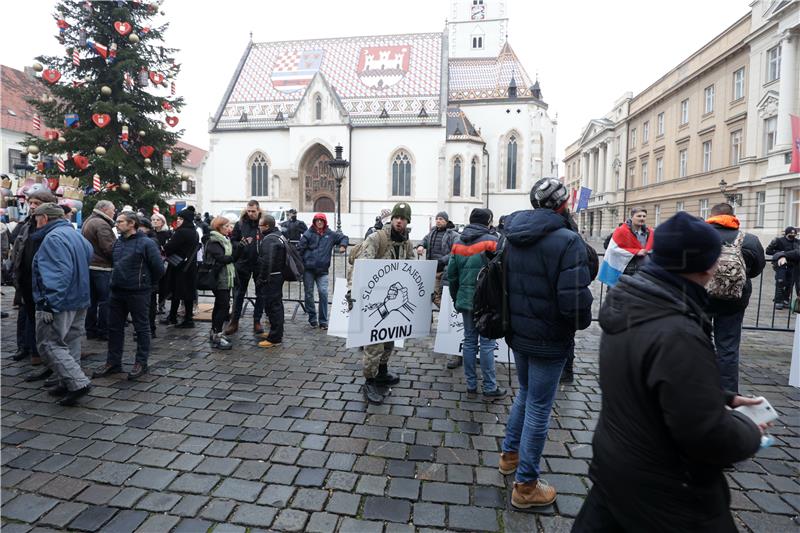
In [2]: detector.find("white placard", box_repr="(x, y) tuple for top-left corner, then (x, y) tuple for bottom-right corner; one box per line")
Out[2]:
(328, 277), (403, 347)
(433, 290), (513, 365)
(346, 260), (437, 348)
(791, 316), (800, 388)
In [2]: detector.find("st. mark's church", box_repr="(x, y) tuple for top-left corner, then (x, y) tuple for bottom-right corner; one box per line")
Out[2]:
(202, 0), (558, 234)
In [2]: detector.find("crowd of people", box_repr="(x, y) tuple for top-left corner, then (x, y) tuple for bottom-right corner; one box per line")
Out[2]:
(0, 177), (782, 530)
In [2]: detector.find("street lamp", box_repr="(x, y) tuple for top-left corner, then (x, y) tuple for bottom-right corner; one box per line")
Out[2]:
(718, 178), (740, 207)
(328, 144), (350, 232)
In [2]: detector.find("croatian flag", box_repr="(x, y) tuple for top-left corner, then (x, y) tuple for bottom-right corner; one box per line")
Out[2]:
(598, 225), (653, 287)
(270, 49), (324, 93)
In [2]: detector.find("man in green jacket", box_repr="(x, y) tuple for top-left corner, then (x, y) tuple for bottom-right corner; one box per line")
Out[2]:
(447, 208), (506, 400)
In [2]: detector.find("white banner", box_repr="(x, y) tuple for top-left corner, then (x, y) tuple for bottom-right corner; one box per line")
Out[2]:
(346, 260), (437, 348)
(433, 290), (513, 365)
(328, 277), (403, 347)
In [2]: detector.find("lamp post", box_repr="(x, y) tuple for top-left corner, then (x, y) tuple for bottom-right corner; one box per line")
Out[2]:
(718, 178), (739, 207)
(328, 144), (350, 232)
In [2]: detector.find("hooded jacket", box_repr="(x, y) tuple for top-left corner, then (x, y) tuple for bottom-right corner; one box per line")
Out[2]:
(589, 263), (761, 532)
(32, 219), (93, 313)
(706, 217), (765, 315)
(447, 223), (497, 313)
(231, 212), (261, 270)
(110, 231), (165, 292)
(504, 209), (593, 354)
(297, 213), (349, 274)
(421, 223), (458, 271)
(256, 227), (287, 285)
(164, 219), (199, 267)
(281, 216), (308, 242)
(81, 209), (116, 270)
(766, 235), (800, 264)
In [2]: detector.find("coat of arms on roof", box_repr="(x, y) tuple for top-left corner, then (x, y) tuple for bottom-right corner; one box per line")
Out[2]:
(357, 46), (410, 90)
(271, 49), (324, 93)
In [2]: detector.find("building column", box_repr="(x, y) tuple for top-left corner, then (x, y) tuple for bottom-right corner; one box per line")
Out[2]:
(776, 31), (798, 149)
(598, 143), (607, 194)
(605, 140), (615, 193)
(580, 152), (589, 189)
(588, 150), (596, 194)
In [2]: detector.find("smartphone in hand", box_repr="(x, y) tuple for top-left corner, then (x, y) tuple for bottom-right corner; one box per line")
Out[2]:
(734, 397), (779, 426)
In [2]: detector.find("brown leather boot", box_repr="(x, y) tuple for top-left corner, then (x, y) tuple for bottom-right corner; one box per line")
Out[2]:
(223, 319), (238, 336)
(253, 321), (264, 335)
(511, 479), (557, 509)
(498, 451), (519, 475)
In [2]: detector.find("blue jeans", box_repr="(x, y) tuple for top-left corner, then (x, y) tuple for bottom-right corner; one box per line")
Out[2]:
(502, 348), (568, 483)
(462, 312), (498, 392)
(303, 271), (329, 326)
(712, 309), (745, 393)
(85, 270), (111, 337)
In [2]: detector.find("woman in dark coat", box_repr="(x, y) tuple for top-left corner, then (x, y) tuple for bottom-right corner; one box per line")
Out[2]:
(161, 208), (199, 327)
(150, 212), (172, 314)
(204, 216), (241, 349)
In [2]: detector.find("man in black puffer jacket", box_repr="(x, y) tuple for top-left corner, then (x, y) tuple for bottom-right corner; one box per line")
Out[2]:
(255, 214), (286, 348)
(573, 212), (763, 533)
(766, 226), (799, 309)
(227, 200), (263, 335)
(498, 178), (593, 510)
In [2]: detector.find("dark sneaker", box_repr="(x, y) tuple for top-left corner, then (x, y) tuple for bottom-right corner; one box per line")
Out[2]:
(128, 363), (148, 380)
(48, 384), (69, 397)
(24, 368), (53, 382)
(92, 364), (122, 379)
(11, 349), (29, 361)
(58, 384), (92, 407)
(319, 324), (328, 330)
(363, 379), (384, 405)
(483, 387), (507, 401)
(309, 321), (319, 328)
(43, 376), (60, 388)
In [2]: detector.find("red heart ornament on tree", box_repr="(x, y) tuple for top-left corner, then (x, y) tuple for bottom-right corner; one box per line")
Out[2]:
(161, 101), (172, 111)
(47, 177), (60, 191)
(92, 113), (111, 128)
(149, 72), (164, 84)
(139, 146), (154, 158)
(113, 21), (132, 35)
(72, 154), (89, 170)
(165, 116), (179, 127)
(141, 26), (150, 34)
(44, 130), (60, 141)
(42, 69), (61, 84)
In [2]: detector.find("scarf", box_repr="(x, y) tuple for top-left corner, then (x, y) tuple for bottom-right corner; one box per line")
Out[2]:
(706, 214), (740, 229)
(209, 231), (234, 288)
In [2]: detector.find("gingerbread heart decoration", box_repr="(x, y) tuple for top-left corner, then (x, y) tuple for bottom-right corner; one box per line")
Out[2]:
(42, 69), (61, 84)
(92, 113), (111, 128)
(139, 146), (154, 158)
(113, 21), (132, 36)
(149, 71), (164, 84)
(165, 116), (179, 127)
(72, 154), (89, 170)
(44, 130), (60, 141)
(161, 101), (172, 111)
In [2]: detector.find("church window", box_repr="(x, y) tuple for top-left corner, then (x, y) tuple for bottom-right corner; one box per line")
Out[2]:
(315, 94), (322, 121)
(453, 157), (462, 196)
(472, 36), (483, 49)
(506, 135), (518, 189)
(470, 157), (478, 197)
(392, 151), (412, 197)
(250, 153), (269, 197)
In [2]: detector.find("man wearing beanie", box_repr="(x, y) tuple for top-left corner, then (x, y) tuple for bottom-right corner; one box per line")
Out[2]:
(766, 226), (799, 309)
(705, 203), (764, 394)
(499, 178), (593, 509)
(447, 208), (506, 399)
(417, 211), (457, 304)
(573, 211), (765, 532)
(358, 202), (416, 405)
(30, 203), (94, 406)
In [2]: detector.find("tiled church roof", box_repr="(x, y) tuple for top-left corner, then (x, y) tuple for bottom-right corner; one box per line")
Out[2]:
(448, 42), (538, 102)
(446, 106), (483, 142)
(214, 32), (445, 130)
(1, 66), (52, 136)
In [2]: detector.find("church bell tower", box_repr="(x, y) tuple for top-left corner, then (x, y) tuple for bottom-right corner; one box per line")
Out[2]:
(447, 0), (509, 58)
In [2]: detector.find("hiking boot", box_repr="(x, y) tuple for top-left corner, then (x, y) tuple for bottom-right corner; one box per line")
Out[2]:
(211, 333), (233, 351)
(483, 387), (507, 401)
(253, 321), (264, 335)
(499, 451), (519, 475)
(92, 364), (122, 379)
(176, 320), (195, 329)
(258, 339), (281, 348)
(775, 302), (785, 310)
(224, 319), (239, 336)
(24, 368), (53, 382)
(48, 384), (69, 397)
(511, 479), (557, 509)
(374, 364), (400, 386)
(58, 384), (92, 407)
(363, 379), (384, 405)
(11, 349), (29, 362)
(128, 363), (148, 380)
(446, 356), (463, 369)
(309, 321), (318, 328)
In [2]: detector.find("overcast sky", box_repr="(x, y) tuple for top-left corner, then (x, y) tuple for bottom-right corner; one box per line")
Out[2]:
(2, 0), (750, 170)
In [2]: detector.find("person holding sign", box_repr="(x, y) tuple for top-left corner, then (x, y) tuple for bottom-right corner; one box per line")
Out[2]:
(358, 202), (416, 405)
(448, 208), (506, 400)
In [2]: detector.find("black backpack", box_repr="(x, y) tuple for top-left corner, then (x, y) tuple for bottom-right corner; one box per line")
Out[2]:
(278, 234), (305, 282)
(472, 241), (509, 339)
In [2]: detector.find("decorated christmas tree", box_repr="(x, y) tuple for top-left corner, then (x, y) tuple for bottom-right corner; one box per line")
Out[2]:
(21, 0), (186, 216)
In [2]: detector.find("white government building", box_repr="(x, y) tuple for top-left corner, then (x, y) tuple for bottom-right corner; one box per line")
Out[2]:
(201, 0), (558, 238)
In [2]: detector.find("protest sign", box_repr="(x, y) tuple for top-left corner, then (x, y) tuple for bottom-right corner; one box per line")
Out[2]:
(329, 277), (403, 347)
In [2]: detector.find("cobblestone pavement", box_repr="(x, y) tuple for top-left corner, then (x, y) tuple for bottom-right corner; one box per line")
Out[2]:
(1, 290), (798, 532)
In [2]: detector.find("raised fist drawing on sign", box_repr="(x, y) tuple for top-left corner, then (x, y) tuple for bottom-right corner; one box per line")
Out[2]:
(366, 281), (416, 324)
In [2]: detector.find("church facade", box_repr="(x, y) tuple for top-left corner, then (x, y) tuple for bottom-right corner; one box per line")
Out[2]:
(201, 0), (558, 236)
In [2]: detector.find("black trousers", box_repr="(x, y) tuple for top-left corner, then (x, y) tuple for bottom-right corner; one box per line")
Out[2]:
(148, 290), (157, 333)
(211, 289), (230, 333)
(107, 290), (151, 367)
(257, 276), (284, 343)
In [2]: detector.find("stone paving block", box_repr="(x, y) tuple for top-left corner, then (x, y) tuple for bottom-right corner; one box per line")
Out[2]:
(264, 464), (299, 485)
(388, 477), (420, 500)
(31, 453), (75, 474)
(108, 487), (147, 509)
(86, 461), (140, 486)
(295, 467), (327, 487)
(271, 446), (302, 465)
(101, 509), (148, 533)
(325, 471), (358, 491)
(736, 511), (799, 533)
(2, 493), (59, 522)
(68, 505), (118, 531)
(39, 501), (89, 528)
(291, 487), (329, 511)
(171, 495), (210, 517)
(362, 496), (411, 523)
(272, 508), (309, 532)
(546, 458), (589, 476)
(169, 453), (204, 471)
(421, 482), (470, 505)
(37, 475), (90, 500)
(412, 502), (446, 527)
(747, 491), (796, 515)
(75, 484), (120, 505)
(356, 474), (387, 496)
(229, 503), (278, 527)
(201, 498), (237, 521)
(127, 466), (178, 490)
(173, 518), (215, 533)
(129, 448), (179, 467)
(555, 494), (585, 517)
(325, 491), (360, 516)
(196, 457), (242, 476)
(135, 513), (181, 533)
(168, 473), (221, 495)
(338, 517), (384, 532)
(475, 486), (505, 508)
(306, 511), (339, 533)
(136, 491), (182, 512)
(258, 484), (295, 507)
(212, 478), (264, 502)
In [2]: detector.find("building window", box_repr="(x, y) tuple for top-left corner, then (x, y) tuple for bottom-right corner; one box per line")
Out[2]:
(315, 94), (322, 121)
(654, 204), (661, 226)
(730, 130), (742, 165)
(676, 201), (685, 212)
(699, 198), (710, 219)
(506, 135), (518, 189)
(656, 157), (664, 182)
(767, 45), (781, 82)
(453, 157), (462, 196)
(628, 165), (635, 185)
(641, 161), (648, 186)
(704, 85), (715, 114)
(702, 140), (712, 172)
(392, 151), (412, 196)
(790, 189), (800, 227)
(733, 67), (745, 100)
(756, 191), (766, 227)
(630, 128), (637, 147)
(472, 36), (483, 49)
(680, 99), (689, 125)
(764, 116), (777, 154)
(470, 157), (478, 197)
(250, 153), (269, 197)
(642, 121), (650, 143)
(678, 148), (688, 177)
(657, 112), (665, 136)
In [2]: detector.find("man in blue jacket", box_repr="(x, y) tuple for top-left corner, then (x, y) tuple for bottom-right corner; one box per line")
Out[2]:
(94, 212), (165, 380)
(498, 178), (593, 509)
(297, 213), (348, 329)
(31, 203), (94, 406)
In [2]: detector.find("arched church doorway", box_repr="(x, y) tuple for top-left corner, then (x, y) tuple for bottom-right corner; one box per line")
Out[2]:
(299, 144), (335, 213)
(313, 196), (335, 212)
